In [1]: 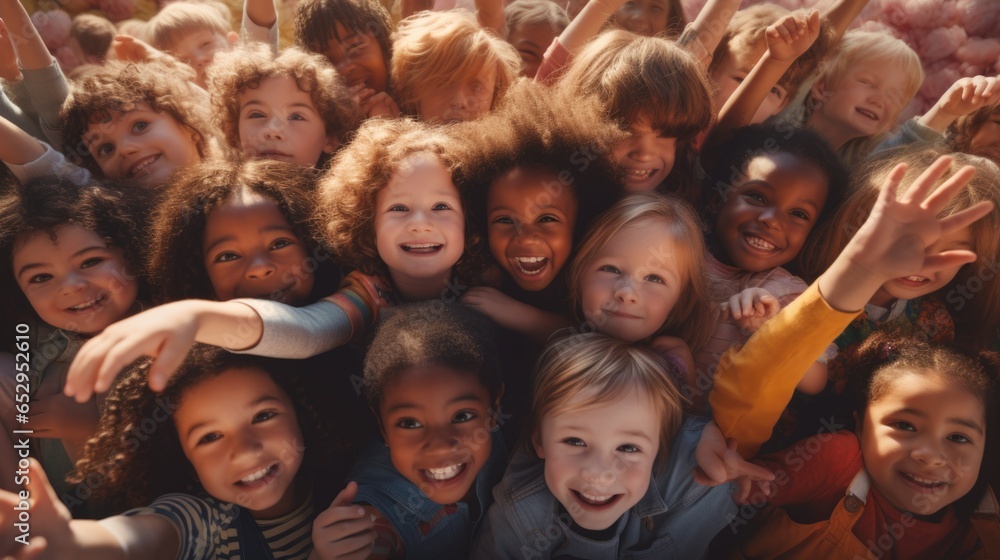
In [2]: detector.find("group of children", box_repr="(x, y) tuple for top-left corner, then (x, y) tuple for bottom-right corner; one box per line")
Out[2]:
(0, 0), (999, 557)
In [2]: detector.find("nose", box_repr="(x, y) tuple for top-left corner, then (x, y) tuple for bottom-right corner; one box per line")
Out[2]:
(619, 7), (650, 34)
(758, 206), (782, 229)
(406, 208), (434, 232)
(118, 136), (140, 157)
(245, 254), (276, 280)
(613, 276), (639, 304)
(911, 438), (948, 467)
(60, 271), (88, 296)
(231, 429), (264, 462)
(423, 424), (462, 453)
(625, 135), (654, 162)
(264, 117), (286, 140)
(580, 453), (616, 488)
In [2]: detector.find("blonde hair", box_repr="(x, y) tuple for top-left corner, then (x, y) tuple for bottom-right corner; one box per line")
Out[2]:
(558, 30), (713, 204)
(800, 147), (1000, 347)
(528, 333), (686, 469)
(146, 1), (231, 51)
(808, 30), (923, 133)
(390, 10), (521, 117)
(568, 192), (714, 352)
(504, 0), (568, 37)
(207, 43), (359, 154)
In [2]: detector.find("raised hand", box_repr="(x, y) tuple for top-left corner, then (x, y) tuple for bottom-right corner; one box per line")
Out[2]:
(718, 287), (779, 334)
(0, 459), (75, 559)
(310, 482), (380, 560)
(0, 18), (22, 81)
(920, 75), (1000, 132)
(693, 421), (775, 504)
(765, 9), (820, 63)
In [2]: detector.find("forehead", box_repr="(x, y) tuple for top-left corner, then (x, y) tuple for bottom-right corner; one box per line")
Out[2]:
(239, 75), (312, 105)
(166, 28), (224, 50)
(83, 102), (159, 143)
(508, 21), (557, 47)
(738, 152), (829, 199)
(544, 385), (661, 437)
(599, 219), (684, 263)
(380, 152), (457, 199)
(13, 224), (108, 262)
(379, 364), (489, 409)
(869, 370), (986, 421)
(488, 167), (577, 214)
(175, 367), (289, 424)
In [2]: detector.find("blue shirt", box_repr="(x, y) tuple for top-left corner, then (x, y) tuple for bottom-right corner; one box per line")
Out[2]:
(348, 430), (507, 559)
(472, 416), (737, 559)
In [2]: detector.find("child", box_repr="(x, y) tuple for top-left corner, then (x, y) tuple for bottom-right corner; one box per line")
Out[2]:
(503, 0), (568, 79)
(145, 158), (338, 304)
(144, 1), (239, 88)
(949, 99), (1000, 164)
(0, 177), (146, 513)
(67, 14), (117, 68)
(294, 0), (398, 118)
(207, 42), (358, 167)
(695, 124), (849, 402)
(390, 10), (520, 123)
(610, 0), (683, 38)
(2, 345), (334, 558)
(63, 118), (479, 400)
(61, 59), (216, 190)
(801, 30), (923, 164)
(314, 302), (505, 559)
(567, 192), (715, 386)
(453, 80), (623, 340)
(557, 30), (713, 202)
(473, 333), (743, 558)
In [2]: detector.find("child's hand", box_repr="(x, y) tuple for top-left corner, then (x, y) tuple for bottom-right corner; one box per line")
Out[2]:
(0, 18), (22, 82)
(460, 287), (521, 327)
(821, 156), (994, 311)
(765, 9), (820, 63)
(0, 459), (75, 559)
(353, 85), (401, 119)
(109, 34), (166, 64)
(28, 394), (98, 442)
(692, 421), (775, 504)
(719, 288), (779, 334)
(311, 481), (378, 560)
(920, 75), (1000, 132)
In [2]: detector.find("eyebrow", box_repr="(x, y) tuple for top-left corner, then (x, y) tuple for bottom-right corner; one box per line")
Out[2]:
(204, 224), (296, 254)
(385, 393), (485, 414)
(17, 245), (109, 279)
(891, 407), (985, 436)
(242, 101), (318, 112)
(185, 395), (285, 441)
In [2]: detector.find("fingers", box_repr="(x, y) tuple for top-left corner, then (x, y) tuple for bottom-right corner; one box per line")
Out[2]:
(877, 163), (909, 206)
(898, 157), (952, 205)
(921, 165), (977, 214)
(331, 481), (359, 507)
(937, 200), (995, 240)
(758, 295), (779, 319)
(694, 450), (728, 485)
(146, 333), (196, 393)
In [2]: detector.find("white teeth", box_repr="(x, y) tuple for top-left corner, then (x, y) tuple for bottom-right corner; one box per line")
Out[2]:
(581, 492), (612, 503)
(129, 155), (157, 176)
(905, 473), (943, 486)
(405, 243), (438, 249)
(425, 464), (463, 480)
(745, 235), (776, 251)
(241, 465), (275, 483)
(904, 275), (928, 282)
(515, 257), (545, 263)
(69, 295), (104, 311)
(627, 169), (653, 179)
(857, 108), (878, 120)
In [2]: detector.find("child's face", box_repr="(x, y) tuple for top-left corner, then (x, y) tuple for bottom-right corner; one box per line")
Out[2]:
(710, 47), (789, 125)
(581, 219), (686, 343)
(12, 224), (137, 335)
(415, 64), (497, 124)
(714, 152), (828, 272)
(320, 22), (389, 93)
(378, 364), (498, 505)
(237, 75), (338, 167)
(871, 226), (973, 307)
(612, 0), (672, 37)
(175, 367), (305, 518)
(165, 29), (237, 88)
(202, 189), (314, 305)
(374, 152), (465, 284)
(507, 22), (558, 79)
(810, 58), (908, 141)
(611, 117), (677, 192)
(85, 102), (201, 189)
(859, 370), (985, 516)
(534, 386), (660, 531)
(487, 167), (577, 292)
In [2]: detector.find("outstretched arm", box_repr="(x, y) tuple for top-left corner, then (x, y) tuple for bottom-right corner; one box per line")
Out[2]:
(461, 287), (573, 344)
(0, 0), (53, 71)
(474, 0), (505, 35)
(822, 0), (869, 46)
(0, 114), (45, 165)
(677, 0), (741, 69)
(918, 75), (1000, 133)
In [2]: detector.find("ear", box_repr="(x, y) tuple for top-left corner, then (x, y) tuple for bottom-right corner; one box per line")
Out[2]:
(532, 432), (545, 459)
(227, 31), (239, 45)
(323, 136), (340, 155)
(810, 80), (827, 108)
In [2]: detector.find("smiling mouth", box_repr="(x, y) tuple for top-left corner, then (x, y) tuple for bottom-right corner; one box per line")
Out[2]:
(856, 108), (879, 121)
(900, 471), (947, 492)
(66, 294), (108, 313)
(604, 308), (640, 319)
(402, 243), (443, 254)
(624, 168), (656, 182)
(127, 154), (160, 178)
(743, 233), (778, 252)
(572, 489), (622, 508)
(510, 256), (549, 276)
(422, 463), (466, 482)
(236, 463), (280, 488)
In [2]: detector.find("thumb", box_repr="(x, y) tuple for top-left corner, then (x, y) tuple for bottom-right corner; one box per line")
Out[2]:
(24, 459), (63, 519)
(331, 481), (359, 508)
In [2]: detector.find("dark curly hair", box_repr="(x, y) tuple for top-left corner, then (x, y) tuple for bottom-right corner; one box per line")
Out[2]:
(362, 302), (502, 409)
(843, 332), (1000, 518)
(70, 344), (335, 512)
(316, 117), (486, 281)
(450, 79), (626, 264)
(294, 0), (392, 75)
(0, 176), (150, 326)
(206, 42), (360, 159)
(146, 158), (338, 303)
(61, 59), (218, 177)
(948, 103), (1000, 164)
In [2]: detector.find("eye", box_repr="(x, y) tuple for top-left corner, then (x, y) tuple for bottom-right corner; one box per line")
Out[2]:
(617, 443), (641, 453)
(891, 421), (916, 432)
(213, 251), (240, 263)
(561, 437), (585, 447)
(396, 418), (422, 429)
(859, 78), (874, 86)
(790, 209), (811, 221)
(197, 432), (221, 445)
(598, 265), (621, 274)
(388, 204), (408, 212)
(644, 273), (665, 284)
(270, 238), (295, 250)
(80, 257), (104, 268)
(491, 215), (513, 224)
(132, 121), (149, 133)
(432, 202), (452, 211)
(743, 191), (766, 204)
(289, 113), (306, 121)
(538, 215), (559, 223)
(769, 87), (784, 99)
(201, 41), (212, 48)
(453, 410), (477, 423)
(948, 433), (973, 444)
(247, 111), (266, 119)
(253, 410), (277, 423)
(97, 143), (114, 157)
(28, 273), (53, 284)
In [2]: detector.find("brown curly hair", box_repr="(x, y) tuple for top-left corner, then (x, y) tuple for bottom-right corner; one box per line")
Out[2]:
(0, 176), (151, 326)
(146, 158), (338, 303)
(206, 43), (360, 158)
(948, 103), (1000, 164)
(316, 117), (485, 280)
(294, 0), (393, 72)
(61, 59), (218, 175)
(70, 344), (334, 512)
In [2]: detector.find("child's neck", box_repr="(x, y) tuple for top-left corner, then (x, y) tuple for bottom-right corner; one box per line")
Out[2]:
(390, 270), (452, 302)
(806, 113), (861, 152)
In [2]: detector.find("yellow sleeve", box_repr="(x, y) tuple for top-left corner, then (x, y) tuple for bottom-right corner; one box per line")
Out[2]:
(709, 282), (860, 458)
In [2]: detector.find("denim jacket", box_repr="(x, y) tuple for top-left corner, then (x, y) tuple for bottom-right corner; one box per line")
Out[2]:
(472, 416), (736, 559)
(348, 430), (507, 559)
